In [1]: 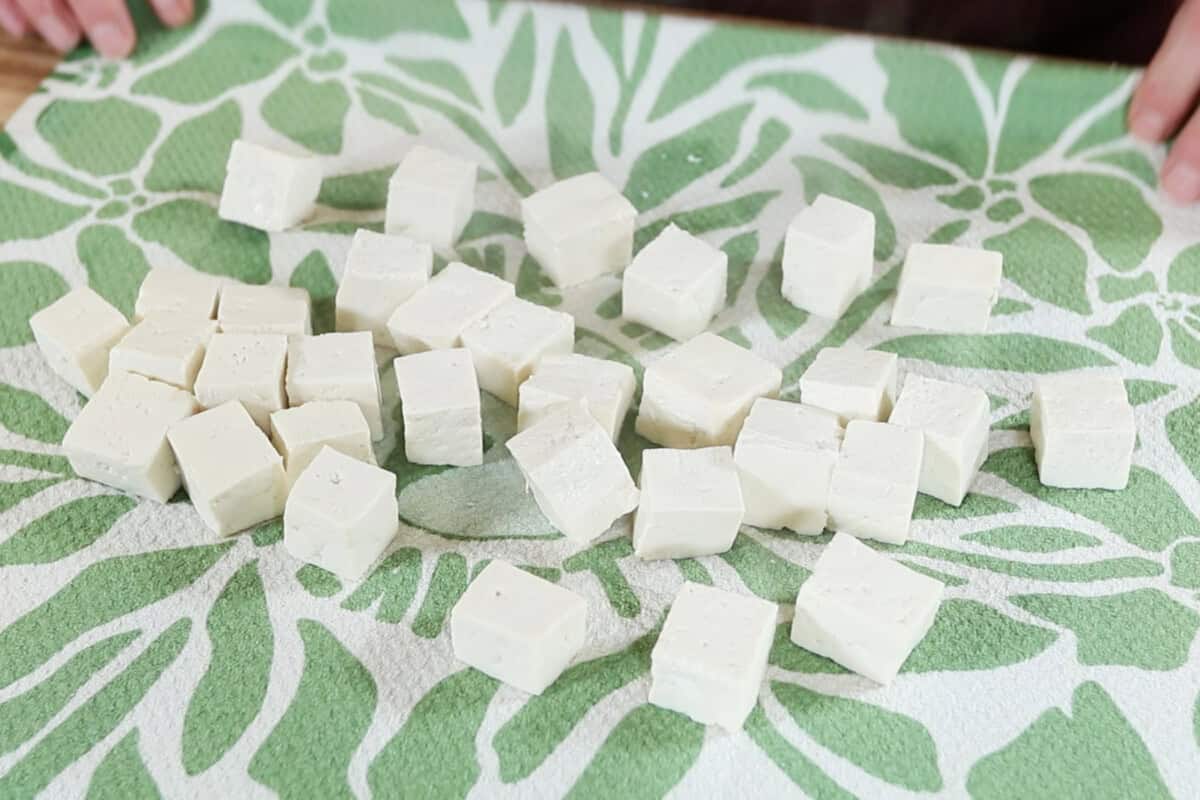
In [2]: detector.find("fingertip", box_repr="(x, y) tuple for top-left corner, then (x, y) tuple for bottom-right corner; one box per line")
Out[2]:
(1130, 107), (1170, 142)
(33, 12), (80, 52)
(151, 0), (193, 28)
(1163, 161), (1200, 204)
(89, 19), (133, 58)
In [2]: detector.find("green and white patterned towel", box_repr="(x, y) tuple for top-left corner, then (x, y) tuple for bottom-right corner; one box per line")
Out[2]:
(0, 1), (1197, 797)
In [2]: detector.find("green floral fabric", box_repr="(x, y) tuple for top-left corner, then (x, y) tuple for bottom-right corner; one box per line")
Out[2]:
(0, 1), (1197, 797)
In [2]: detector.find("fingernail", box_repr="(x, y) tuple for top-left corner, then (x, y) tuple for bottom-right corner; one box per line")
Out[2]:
(36, 15), (79, 51)
(1163, 162), (1200, 204)
(1130, 109), (1168, 141)
(155, 0), (193, 27)
(89, 22), (132, 58)
(0, 7), (25, 37)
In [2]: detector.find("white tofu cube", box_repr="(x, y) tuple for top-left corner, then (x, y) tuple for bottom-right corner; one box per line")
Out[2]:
(791, 533), (944, 684)
(193, 333), (288, 432)
(218, 140), (322, 232)
(218, 284), (311, 336)
(62, 371), (197, 502)
(517, 354), (636, 443)
(799, 346), (898, 423)
(29, 287), (129, 396)
(633, 447), (744, 560)
(622, 224), (727, 341)
(286, 332), (384, 441)
(522, 172), (636, 288)
(167, 401), (287, 536)
(385, 145), (476, 249)
(890, 243), (1002, 333)
(270, 401), (375, 485)
(636, 333), (782, 448)
(335, 229), (432, 344)
(1030, 370), (1135, 490)
(734, 398), (843, 534)
(782, 194), (875, 318)
(284, 446), (399, 581)
(827, 421), (923, 545)
(450, 560), (587, 695)
(460, 297), (575, 406)
(649, 582), (776, 731)
(386, 262), (515, 355)
(889, 375), (991, 506)
(394, 348), (482, 467)
(506, 403), (639, 544)
(134, 267), (222, 321)
(108, 316), (217, 392)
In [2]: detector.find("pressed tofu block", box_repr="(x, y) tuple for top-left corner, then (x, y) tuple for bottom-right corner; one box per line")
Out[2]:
(108, 315), (218, 391)
(636, 333), (782, 448)
(29, 287), (129, 396)
(650, 582), (776, 731)
(286, 332), (384, 440)
(889, 374), (991, 506)
(134, 267), (222, 321)
(335, 229), (433, 344)
(270, 401), (375, 485)
(193, 333), (288, 431)
(633, 447), (744, 560)
(890, 243), (1003, 333)
(522, 172), (637, 288)
(827, 420), (923, 545)
(284, 446), (398, 581)
(782, 194), (875, 318)
(799, 346), (898, 423)
(791, 533), (944, 684)
(386, 262), (515, 354)
(506, 403), (639, 544)
(460, 297), (575, 406)
(62, 371), (198, 502)
(517, 353), (636, 443)
(218, 284), (312, 336)
(734, 398), (843, 534)
(385, 145), (476, 249)
(450, 560), (588, 695)
(394, 348), (482, 467)
(167, 401), (287, 536)
(622, 223), (727, 341)
(218, 139), (322, 232)
(1030, 370), (1135, 490)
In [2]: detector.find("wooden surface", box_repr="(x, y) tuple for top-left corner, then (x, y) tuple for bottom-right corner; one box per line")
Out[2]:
(0, 32), (58, 125)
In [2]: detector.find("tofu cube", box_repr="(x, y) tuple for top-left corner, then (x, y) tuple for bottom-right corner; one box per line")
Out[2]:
(827, 421), (923, 545)
(450, 560), (588, 695)
(284, 446), (399, 581)
(218, 284), (312, 336)
(782, 194), (875, 318)
(649, 582), (776, 731)
(218, 140), (322, 232)
(522, 172), (636, 288)
(799, 346), (898, 423)
(460, 297), (575, 406)
(193, 333), (288, 432)
(134, 267), (222, 321)
(622, 224), (727, 341)
(108, 316), (218, 391)
(1030, 370), (1135, 490)
(890, 243), (1002, 333)
(889, 375), (991, 506)
(791, 533), (944, 684)
(394, 348), (482, 467)
(385, 145), (476, 249)
(636, 333), (782, 448)
(633, 447), (744, 560)
(734, 398), (843, 534)
(29, 287), (129, 396)
(386, 262), (515, 355)
(167, 401), (287, 536)
(506, 403), (639, 544)
(335, 229), (432, 344)
(62, 371), (197, 502)
(270, 401), (375, 485)
(286, 332), (384, 441)
(517, 354), (636, 443)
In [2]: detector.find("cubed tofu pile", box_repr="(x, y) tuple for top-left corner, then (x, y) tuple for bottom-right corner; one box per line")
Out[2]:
(28, 139), (1139, 734)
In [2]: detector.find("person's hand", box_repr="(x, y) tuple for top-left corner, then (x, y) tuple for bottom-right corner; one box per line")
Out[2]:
(0, 0), (193, 59)
(1130, 0), (1200, 203)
